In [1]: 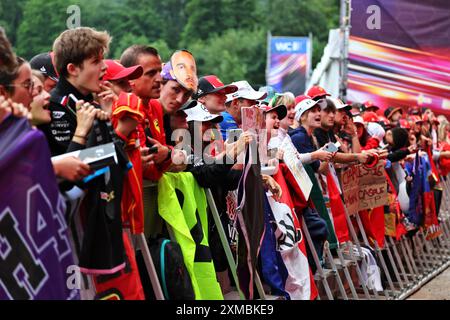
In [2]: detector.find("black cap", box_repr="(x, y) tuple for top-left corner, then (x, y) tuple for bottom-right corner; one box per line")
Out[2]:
(193, 75), (237, 99)
(30, 52), (58, 81)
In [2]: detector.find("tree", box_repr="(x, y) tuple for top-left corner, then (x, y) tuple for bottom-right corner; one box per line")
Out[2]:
(112, 33), (171, 61)
(188, 28), (266, 86)
(148, 0), (188, 49)
(180, 0), (223, 46)
(0, 0), (27, 46)
(16, 0), (72, 59)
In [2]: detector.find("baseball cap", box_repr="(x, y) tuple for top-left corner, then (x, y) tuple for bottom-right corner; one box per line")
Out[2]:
(362, 100), (380, 111)
(384, 106), (403, 120)
(258, 86), (277, 105)
(330, 98), (351, 112)
(362, 111), (379, 123)
(194, 75), (237, 99)
(353, 116), (364, 125)
(104, 59), (143, 81)
(185, 102), (224, 123)
(306, 86), (331, 100)
(30, 52), (58, 81)
(260, 103), (287, 121)
(226, 80), (267, 103)
(294, 97), (322, 122)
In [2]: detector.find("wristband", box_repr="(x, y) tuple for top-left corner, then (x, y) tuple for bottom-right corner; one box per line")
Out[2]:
(74, 134), (86, 140)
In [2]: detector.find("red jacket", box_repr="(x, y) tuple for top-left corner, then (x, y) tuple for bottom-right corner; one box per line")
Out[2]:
(137, 99), (173, 181)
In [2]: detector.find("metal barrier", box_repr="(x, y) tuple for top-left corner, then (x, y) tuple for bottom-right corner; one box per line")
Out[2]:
(140, 176), (450, 300)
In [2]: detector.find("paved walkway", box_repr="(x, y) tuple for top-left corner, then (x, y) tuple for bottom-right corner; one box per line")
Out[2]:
(408, 267), (450, 300)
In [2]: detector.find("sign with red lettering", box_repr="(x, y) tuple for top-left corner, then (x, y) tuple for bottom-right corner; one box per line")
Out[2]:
(357, 163), (388, 211)
(341, 163), (388, 214)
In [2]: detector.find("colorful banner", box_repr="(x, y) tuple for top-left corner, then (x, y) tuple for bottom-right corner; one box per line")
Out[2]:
(266, 36), (311, 95)
(348, 0), (450, 115)
(0, 116), (78, 300)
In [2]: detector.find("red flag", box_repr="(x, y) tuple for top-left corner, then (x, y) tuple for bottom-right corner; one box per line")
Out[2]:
(325, 173), (350, 243)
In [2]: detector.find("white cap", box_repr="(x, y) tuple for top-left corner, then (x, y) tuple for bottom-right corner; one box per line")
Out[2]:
(294, 98), (321, 122)
(185, 102), (224, 123)
(367, 122), (386, 141)
(226, 80), (267, 103)
(330, 97), (351, 110)
(353, 116), (364, 125)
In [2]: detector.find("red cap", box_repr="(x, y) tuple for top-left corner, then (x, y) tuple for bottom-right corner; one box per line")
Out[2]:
(306, 86), (330, 100)
(409, 115), (423, 124)
(363, 100), (379, 111)
(295, 94), (311, 105)
(362, 111), (379, 123)
(399, 119), (410, 129)
(104, 59), (143, 81)
(378, 115), (390, 126)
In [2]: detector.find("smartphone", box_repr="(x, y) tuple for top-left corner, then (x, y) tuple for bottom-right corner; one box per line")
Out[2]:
(323, 142), (339, 153)
(148, 146), (158, 154)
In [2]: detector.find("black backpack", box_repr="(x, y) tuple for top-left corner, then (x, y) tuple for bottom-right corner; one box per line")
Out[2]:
(148, 238), (195, 300)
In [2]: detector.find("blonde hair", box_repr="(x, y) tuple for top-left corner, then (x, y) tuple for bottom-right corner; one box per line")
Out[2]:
(438, 116), (450, 143)
(53, 27), (111, 78)
(271, 92), (295, 108)
(31, 69), (45, 83)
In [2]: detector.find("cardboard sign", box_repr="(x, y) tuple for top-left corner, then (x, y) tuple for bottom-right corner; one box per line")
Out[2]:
(340, 162), (388, 214)
(340, 165), (360, 216)
(280, 136), (313, 199)
(358, 162), (388, 211)
(241, 106), (265, 132)
(241, 106), (268, 165)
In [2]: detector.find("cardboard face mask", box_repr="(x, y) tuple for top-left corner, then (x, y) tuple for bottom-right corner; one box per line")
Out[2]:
(170, 50), (198, 92)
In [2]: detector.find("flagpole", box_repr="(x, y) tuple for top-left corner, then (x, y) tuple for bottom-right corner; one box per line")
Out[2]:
(339, 0), (352, 101)
(265, 31), (272, 87)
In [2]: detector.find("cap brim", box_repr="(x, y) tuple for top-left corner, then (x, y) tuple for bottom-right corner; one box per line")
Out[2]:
(110, 65), (143, 81)
(226, 90), (267, 103)
(180, 100), (197, 111)
(387, 107), (402, 119)
(211, 84), (238, 96)
(264, 104), (287, 120)
(312, 93), (331, 100)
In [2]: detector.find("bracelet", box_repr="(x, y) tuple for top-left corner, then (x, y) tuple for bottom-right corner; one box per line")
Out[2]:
(73, 134), (86, 140)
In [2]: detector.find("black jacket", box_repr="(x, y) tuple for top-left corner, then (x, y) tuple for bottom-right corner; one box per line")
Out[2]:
(39, 77), (95, 156)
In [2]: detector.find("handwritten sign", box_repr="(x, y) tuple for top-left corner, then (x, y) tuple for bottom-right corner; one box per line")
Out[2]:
(280, 136), (313, 199)
(340, 165), (360, 216)
(358, 162), (388, 211)
(341, 162), (388, 213)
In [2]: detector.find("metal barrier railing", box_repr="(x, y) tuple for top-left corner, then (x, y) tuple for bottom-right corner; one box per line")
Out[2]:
(140, 176), (450, 300)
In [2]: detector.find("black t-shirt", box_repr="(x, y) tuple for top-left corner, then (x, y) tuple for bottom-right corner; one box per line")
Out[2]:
(78, 120), (130, 274)
(313, 127), (336, 148)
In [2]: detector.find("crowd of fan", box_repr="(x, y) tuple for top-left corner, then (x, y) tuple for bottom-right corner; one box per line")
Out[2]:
(1, 25), (450, 300)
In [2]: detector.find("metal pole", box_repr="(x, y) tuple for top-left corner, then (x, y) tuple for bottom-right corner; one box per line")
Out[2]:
(205, 189), (245, 300)
(354, 213), (389, 299)
(301, 219), (334, 300)
(336, 245), (359, 299)
(342, 211), (375, 299)
(339, 0), (352, 100)
(384, 237), (405, 291)
(388, 237), (409, 285)
(136, 234), (165, 300)
(323, 243), (348, 300)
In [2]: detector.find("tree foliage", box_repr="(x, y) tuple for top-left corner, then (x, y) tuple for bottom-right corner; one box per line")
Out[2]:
(1, 0), (340, 84)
